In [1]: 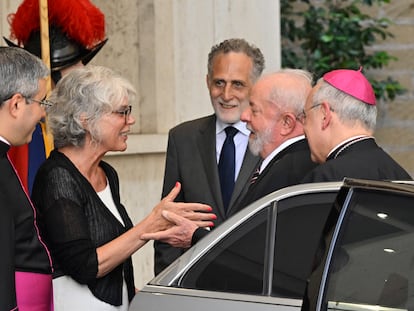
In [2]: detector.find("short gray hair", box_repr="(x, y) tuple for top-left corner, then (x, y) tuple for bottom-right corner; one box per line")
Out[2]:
(48, 65), (136, 148)
(314, 79), (377, 131)
(268, 68), (314, 115)
(207, 38), (265, 83)
(0, 47), (49, 104)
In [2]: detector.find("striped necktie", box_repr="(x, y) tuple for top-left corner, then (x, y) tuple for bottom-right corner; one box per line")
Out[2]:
(250, 167), (260, 184)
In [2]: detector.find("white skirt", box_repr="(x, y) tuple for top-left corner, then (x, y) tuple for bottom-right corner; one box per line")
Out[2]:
(52, 275), (129, 311)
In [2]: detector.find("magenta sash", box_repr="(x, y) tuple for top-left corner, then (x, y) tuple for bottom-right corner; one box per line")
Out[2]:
(15, 272), (53, 311)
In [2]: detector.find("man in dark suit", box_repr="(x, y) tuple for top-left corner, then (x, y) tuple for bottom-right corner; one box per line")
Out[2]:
(0, 47), (53, 311)
(154, 38), (265, 274)
(232, 69), (318, 211)
(300, 68), (411, 183)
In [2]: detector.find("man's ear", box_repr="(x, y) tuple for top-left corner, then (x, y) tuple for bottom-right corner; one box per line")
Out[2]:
(321, 101), (332, 130)
(280, 112), (296, 135)
(7, 93), (24, 118)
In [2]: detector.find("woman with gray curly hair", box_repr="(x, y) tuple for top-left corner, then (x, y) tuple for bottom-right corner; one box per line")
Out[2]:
(31, 65), (215, 310)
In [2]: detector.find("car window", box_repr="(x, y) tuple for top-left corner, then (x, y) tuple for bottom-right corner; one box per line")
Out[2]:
(180, 206), (270, 294)
(272, 193), (336, 299)
(179, 191), (338, 297)
(323, 189), (414, 310)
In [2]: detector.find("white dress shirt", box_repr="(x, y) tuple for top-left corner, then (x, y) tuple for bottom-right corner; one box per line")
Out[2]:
(216, 120), (250, 181)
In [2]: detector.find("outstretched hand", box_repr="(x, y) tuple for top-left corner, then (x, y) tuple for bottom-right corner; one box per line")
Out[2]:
(162, 182), (216, 221)
(143, 182), (216, 234)
(141, 210), (209, 248)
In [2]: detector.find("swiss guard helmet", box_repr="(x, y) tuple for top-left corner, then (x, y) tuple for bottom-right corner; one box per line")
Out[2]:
(4, 0), (107, 83)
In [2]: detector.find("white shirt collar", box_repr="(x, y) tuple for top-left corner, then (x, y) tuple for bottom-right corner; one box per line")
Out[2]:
(216, 119), (250, 137)
(260, 135), (305, 173)
(0, 135), (10, 145)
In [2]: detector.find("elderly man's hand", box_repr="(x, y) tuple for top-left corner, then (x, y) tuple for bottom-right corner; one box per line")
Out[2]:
(141, 211), (210, 248)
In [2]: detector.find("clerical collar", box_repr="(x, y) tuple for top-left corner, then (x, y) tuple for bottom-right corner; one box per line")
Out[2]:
(0, 135), (10, 145)
(327, 135), (373, 160)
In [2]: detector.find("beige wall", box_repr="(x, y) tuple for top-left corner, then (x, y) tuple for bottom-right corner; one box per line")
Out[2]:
(1, 0), (280, 288)
(92, 0), (281, 133)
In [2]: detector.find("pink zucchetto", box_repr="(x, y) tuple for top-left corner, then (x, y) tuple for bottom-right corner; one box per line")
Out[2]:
(323, 68), (376, 105)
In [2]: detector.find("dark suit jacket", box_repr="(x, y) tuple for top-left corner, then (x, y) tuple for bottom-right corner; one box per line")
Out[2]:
(230, 138), (317, 215)
(154, 114), (260, 274)
(301, 138), (412, 311)
(301, 138), (412, 183)
(191, 138), (317, 245)
(0, 141), (52, 310)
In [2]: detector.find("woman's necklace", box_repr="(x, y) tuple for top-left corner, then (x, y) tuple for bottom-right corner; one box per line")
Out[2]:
(333, 136), (373, 159)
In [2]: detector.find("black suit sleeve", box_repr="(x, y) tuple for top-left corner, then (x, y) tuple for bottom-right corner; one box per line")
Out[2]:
(0, 191), (17, 311)
(191, 228), (209, 245)
(154, 130), (185, 275)
(161, 130), (185, 201)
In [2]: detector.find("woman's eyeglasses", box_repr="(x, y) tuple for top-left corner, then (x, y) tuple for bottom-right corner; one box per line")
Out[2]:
(112, 105), (132, 123)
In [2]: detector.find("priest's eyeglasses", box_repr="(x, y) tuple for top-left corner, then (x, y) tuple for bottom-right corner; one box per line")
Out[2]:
(25, 97), (54, 110)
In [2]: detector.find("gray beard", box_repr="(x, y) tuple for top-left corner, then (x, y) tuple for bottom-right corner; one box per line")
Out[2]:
(248, 135), (265, 156)
(248, 126), (274, 157)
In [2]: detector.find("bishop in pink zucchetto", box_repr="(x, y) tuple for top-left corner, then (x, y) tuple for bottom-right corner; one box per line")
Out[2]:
(323, 67), (376, 106)
(300, 65), (411, 183)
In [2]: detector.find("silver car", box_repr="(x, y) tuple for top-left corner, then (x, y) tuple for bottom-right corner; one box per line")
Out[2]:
(130, 178), (414, 311)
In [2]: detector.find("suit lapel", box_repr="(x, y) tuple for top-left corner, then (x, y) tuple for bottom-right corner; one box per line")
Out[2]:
(227, 147), (260, 214)
(247, 138), (308, 193)
(196, 115), (225, 215)
(196, 115), (261, 218)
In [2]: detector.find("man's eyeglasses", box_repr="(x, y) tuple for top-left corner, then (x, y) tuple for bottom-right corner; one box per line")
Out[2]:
(25, 97), (54, 110)
(112, 105), (132, 123)
(296, 103), (323, 124)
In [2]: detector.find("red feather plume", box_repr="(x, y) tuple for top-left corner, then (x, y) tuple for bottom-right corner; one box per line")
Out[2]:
(8, 0), (105, 49)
